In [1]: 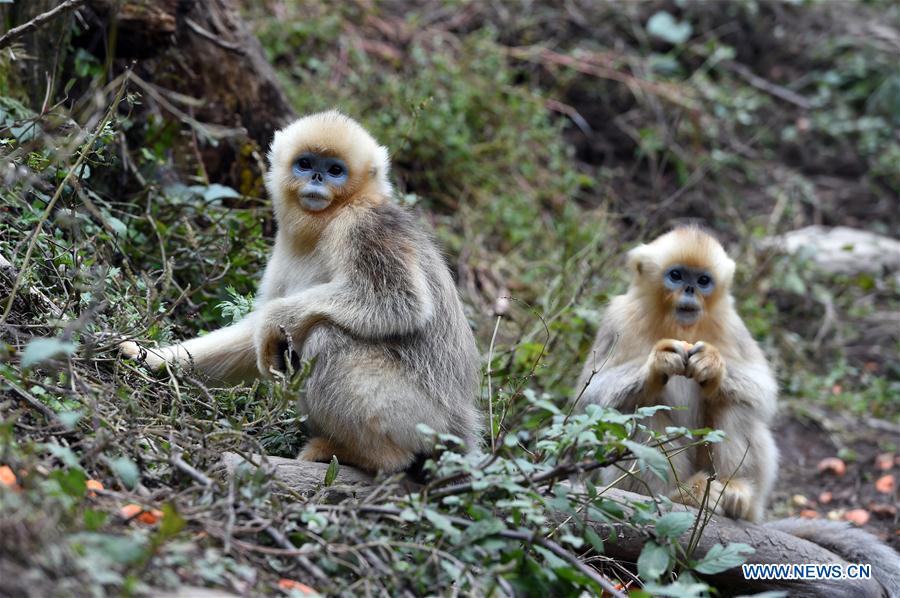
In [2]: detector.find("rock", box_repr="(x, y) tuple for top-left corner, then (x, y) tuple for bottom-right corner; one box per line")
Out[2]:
(765, 226), (900, 275)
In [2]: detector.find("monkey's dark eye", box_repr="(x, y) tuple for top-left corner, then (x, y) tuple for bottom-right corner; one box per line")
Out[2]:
(297, 158), (312, 169)
(328, 164), (344, 176)
(668, 269), (682, 282)
(698, 274), (712, 286)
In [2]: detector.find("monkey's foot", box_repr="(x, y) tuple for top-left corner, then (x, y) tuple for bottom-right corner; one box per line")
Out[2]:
(118, 341), (167, 370)
(298, 437), (340, 464)
(718, 478), (758, 521)
(672, 471), (727, 516)
(673, 473), (758, 521)
(686, 341), (725, 395)
(299, 435), (417, 474)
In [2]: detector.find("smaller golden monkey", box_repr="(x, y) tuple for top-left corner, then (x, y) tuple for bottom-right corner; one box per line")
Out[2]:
(574, 227), (778, 522)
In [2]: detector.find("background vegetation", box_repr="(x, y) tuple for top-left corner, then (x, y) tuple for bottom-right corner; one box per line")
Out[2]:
(1, 0), (897, 596)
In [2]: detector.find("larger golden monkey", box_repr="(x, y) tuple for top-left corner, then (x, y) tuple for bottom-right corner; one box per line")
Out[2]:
(574, 227), (778, 522)
(121, 111), (481, 474)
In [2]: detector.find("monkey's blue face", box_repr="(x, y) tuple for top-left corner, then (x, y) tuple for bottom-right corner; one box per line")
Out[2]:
(292, 152), (349, 212)
(663, 265), (715, 325)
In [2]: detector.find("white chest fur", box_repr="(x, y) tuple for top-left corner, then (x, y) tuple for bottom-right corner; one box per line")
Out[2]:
(257, 242), (332, 305)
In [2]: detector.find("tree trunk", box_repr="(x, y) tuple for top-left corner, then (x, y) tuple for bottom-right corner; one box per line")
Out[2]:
(3, 0), (296, 187)
(223, 453), (889, 597)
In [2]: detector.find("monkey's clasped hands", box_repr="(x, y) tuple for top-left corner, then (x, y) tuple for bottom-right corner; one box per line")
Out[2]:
(649, 339), (724, 394)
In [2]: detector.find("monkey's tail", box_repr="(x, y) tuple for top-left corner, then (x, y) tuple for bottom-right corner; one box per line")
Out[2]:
(767, 518), (900, 597)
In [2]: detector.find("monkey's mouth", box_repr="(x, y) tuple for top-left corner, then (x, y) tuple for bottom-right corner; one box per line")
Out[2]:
(300, 190), (332, 212)
(675, 305), (701, 324)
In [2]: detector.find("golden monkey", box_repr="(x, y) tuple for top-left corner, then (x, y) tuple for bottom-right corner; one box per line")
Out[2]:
(121, 111), (481, 474)
(574, 228), (900, 594)
(574, 227), (778, 522)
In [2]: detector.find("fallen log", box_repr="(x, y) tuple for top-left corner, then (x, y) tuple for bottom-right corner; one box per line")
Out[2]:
(221, 453), (890, 597)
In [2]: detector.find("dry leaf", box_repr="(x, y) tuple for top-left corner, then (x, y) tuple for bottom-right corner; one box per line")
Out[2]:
(816, 457), (846, 476)
(791, 494), (809, 507)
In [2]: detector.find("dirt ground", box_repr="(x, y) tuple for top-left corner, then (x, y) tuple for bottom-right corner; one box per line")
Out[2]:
(771, 413), (899, 550)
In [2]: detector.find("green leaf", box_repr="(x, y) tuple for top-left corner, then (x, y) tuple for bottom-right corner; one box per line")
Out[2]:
(622, 440), (670, 481)
(694, 543), (755, 574)
(159, 503), (186, 539)
(70, 533), (147, 566)
(584, 526), (604, 553)
(324, 455), (339, 487)
(110, 456), (139, 490)
(190, 183), (241, 202)
(423, 508), (461, 543)
(638, 541), (671, 581)
(51, 468), (87, 498)
(655, 511), (695, 539)
(21, 337), (77, 368)
(646, 11), (693, 45)
(84, 509), (108, 532)
(44, 443), (82, 469)
(58, 410), (83, 430)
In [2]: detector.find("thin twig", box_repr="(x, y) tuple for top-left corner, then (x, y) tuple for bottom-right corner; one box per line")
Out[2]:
(184, 17), (245, 54)
(486, 314), (502, 452)
(0, 0), (86, 50)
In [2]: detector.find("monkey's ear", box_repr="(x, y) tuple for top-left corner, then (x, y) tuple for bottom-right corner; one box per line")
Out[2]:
(626, 244), (652, 277)
(374, 145), (391, 175)
(719, 255), (736, 287)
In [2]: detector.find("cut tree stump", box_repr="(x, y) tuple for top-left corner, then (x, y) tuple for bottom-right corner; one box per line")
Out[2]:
(220, 453), (890, 597)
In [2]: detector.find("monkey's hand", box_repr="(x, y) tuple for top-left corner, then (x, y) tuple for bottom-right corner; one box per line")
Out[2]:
(685, 341), (725, 396)
(118, 340), (167, 370)
(646, 339), (689, 389)
(254, 300), (319, 377)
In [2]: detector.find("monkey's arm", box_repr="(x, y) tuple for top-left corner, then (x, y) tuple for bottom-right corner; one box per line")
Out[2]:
(120, 316), (259, 384)
(684, 343), (778, 521)
(576, 324), (687, 412)
(255, 224), (434, 374)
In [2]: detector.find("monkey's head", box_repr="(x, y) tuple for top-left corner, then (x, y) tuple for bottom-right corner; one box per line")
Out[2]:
(627, 227), (735, 329)
(266, 111), (392, 231)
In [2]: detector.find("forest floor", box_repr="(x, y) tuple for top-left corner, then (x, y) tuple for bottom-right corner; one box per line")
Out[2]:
(1, 1), (898, 596)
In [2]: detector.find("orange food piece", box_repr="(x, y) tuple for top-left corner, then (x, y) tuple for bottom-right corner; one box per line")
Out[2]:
(119, 503), (164, 525)
(875, 474), (895, 494)
(137, 509), (163, 525)
(818, 491), (833, 505)
(844, 509), (870, 526)
(0, 465), (16, 487)
(86, 479), (104, 497)
(278, 579), (317, 594)
(799, 509), (819, 519)
(816, 457), (846, 476)
(120, 503), (143, 519)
